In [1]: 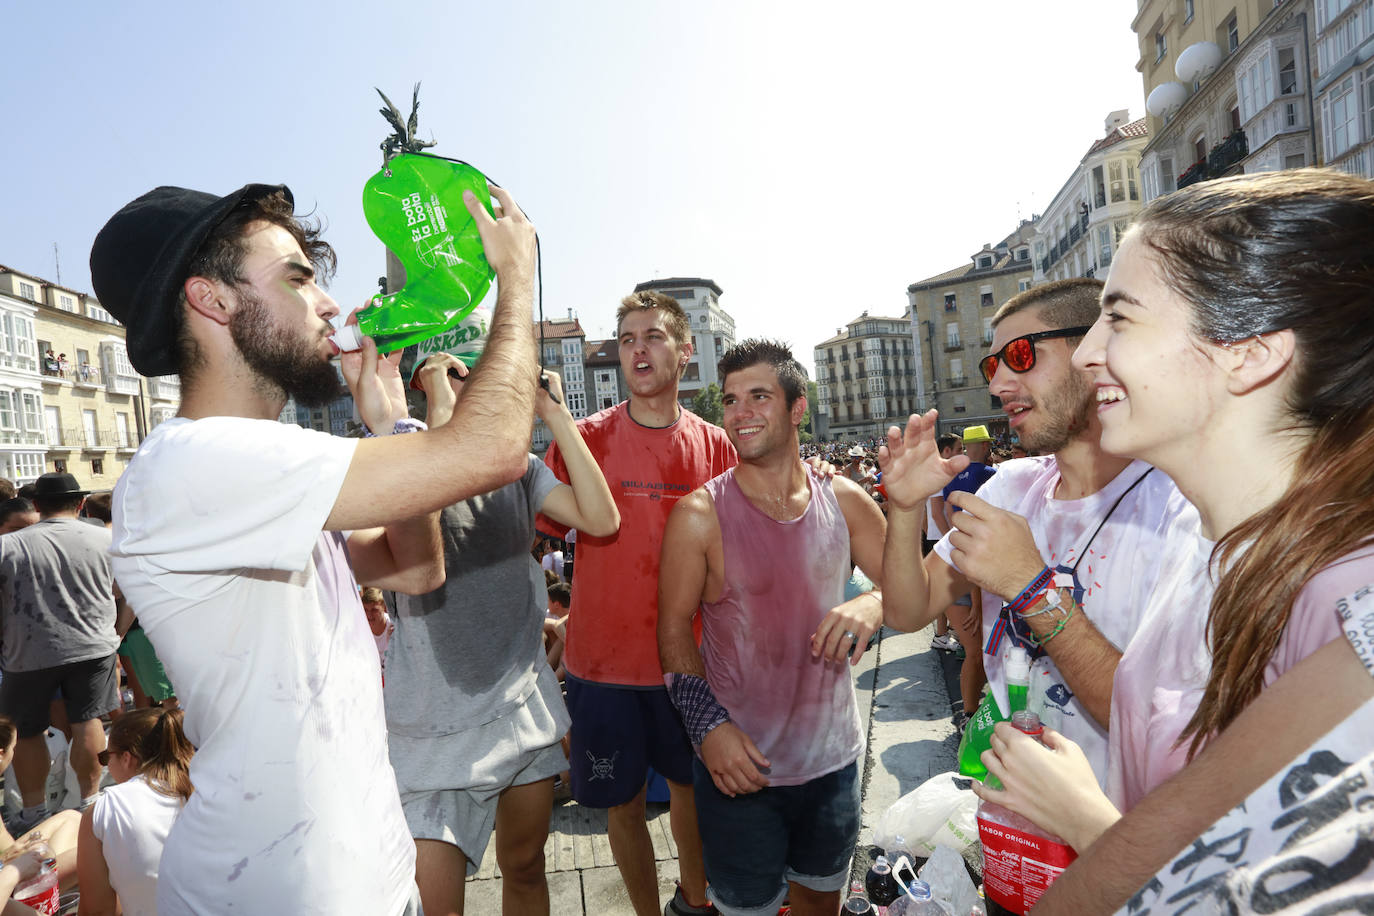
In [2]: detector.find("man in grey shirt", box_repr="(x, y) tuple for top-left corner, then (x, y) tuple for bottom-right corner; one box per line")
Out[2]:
(387, 355), (619, 916)
(0, 473), (119, 830)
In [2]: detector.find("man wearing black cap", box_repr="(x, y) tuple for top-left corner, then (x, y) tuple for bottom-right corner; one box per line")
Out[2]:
(0, 472), (120, 831)
(89, 180), (539, 916)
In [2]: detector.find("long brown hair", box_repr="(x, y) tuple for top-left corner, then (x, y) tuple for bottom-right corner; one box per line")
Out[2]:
(1131, 169), (1374, 759)
(107, 707), (195, 801)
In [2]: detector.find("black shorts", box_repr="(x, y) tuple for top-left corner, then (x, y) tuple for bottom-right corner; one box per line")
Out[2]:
(0, 654), (120, 737)
(565, 674), (694, 808)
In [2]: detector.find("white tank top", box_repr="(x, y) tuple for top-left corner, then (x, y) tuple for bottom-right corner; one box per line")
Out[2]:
(89, 774), (183, 916)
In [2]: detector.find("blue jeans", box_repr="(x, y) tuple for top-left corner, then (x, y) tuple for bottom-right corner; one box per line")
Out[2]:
(693, 758), (861, 916)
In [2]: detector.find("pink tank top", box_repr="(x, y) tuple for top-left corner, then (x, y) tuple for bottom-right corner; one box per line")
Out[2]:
(700, 467), (863, 785)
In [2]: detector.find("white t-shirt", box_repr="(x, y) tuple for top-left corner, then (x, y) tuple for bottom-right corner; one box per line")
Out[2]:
(111, 418), (415, 916)
(1119, 565), (1374, 915)
(541, 550), (564, 579)
(935, 456), (1193, 784)
(89, 774), (183, 916)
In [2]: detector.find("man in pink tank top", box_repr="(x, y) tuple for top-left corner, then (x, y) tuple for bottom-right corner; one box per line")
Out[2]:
(659, 340), (888, 916)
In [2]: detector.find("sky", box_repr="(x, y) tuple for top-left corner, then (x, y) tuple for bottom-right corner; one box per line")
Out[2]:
(1, 1), (1146, 375)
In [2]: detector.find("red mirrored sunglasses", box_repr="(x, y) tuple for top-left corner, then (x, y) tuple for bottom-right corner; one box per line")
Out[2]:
(979, 327), (1093, 383)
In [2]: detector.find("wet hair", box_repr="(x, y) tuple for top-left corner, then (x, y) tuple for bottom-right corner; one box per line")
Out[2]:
(106, 707), (195, 801)
(991, 277), (1103, 332)
(176, 190), (337, 377)
(936, 433), (961, 454)
(717, 339), (808, 408)
(83, 491), (113, 523)
(1134, 169), (1374, 758)
(616, 290), (691, 348)
(547, 581), (571, 608)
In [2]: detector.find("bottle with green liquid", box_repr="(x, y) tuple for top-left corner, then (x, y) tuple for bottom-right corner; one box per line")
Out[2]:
(331, 153), (496, 354)
(956, 647), (1031, 780)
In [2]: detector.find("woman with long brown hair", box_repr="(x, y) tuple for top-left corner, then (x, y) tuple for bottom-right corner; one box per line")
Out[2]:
(974, 170), (1374, 868)
(76, 706), (193, 916)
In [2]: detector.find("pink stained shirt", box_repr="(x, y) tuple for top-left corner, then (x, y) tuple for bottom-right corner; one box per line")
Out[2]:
(1107, 516), (1356, 810)
(698, 466), (863, 786)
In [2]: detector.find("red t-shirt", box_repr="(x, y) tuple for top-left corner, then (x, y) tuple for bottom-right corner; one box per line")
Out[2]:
(540, 403), (736, 687)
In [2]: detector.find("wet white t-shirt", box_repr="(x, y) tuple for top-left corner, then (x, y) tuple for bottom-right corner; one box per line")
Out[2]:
(112, 418), (415, 916)
(935, 456), (1194, 785)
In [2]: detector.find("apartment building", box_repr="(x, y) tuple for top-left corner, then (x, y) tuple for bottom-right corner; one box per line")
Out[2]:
(905, 225), (1036, 439)
(813, 311), (917, 442)
(1313, 0), (1374, 175)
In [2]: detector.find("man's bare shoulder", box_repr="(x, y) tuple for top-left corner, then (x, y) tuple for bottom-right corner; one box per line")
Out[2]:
(670, 486), (718, 526)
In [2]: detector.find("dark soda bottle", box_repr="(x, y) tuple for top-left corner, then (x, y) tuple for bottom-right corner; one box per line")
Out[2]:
(866, 855), (900, 907)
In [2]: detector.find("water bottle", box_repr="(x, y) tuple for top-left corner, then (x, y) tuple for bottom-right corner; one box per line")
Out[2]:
(887, 879), (945, 916)
(331, 152), (496, 354)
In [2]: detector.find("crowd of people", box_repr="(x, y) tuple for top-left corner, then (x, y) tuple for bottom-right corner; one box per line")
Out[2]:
(0, 167), (1369, 916)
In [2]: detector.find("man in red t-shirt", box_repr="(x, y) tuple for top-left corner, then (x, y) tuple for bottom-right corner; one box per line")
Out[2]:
(542, 290), (735, 916)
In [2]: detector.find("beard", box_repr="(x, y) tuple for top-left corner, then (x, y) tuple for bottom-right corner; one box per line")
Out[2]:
(1020, 367), (1095, 455)
(229, 287), (342, 409)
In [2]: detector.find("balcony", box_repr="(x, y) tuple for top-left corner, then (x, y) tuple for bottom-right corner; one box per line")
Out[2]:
(0, 429), (44, 447)
(943, 340), (962, 353)
(1208, 129), (1248, 176)
(1069, 223), (1081, 244)
(1177, 157), (1208, 189)
(145, 376), (181, 401)
(41, 361), (101, 386)
(948, 375), (968, 387)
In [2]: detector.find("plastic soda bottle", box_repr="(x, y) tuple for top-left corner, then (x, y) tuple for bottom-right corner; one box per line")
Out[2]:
(865, 854), (900, 908)
(887, 879), (945, 916)
(331, 153), (496, 354)
(975, 711), (1077, 915)
(1005, 647), (1031, 715)
(13, 837), (59, 915)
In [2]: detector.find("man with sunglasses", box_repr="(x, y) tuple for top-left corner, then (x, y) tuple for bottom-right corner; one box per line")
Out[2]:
(875, 278), (1188, 788)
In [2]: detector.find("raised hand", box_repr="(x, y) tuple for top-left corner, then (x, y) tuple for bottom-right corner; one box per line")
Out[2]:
(877, 410), (969, 511)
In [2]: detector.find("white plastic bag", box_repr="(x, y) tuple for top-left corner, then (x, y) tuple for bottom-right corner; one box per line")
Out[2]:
(873, 770), (980, 858)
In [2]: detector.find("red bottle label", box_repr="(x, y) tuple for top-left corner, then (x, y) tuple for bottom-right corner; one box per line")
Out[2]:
(977, 815), (1077, 915)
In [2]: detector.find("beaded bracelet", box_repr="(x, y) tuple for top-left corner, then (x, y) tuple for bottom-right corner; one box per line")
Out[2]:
(1034, 604), (1077, 646)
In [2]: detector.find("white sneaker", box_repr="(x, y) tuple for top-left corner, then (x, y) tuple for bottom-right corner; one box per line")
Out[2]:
(931, 633), (959, 652)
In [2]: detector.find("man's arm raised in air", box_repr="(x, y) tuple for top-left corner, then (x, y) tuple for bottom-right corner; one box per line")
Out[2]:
(658, 489), (771, 797)
(531, 369), (619, 537)
(326, 185), (538, 532)
(944, 489), (1122, 728)
(878, 411), (974, 632)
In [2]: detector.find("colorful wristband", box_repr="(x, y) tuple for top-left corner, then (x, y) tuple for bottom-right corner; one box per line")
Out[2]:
(1034, 604), (1077, 646)
(362, 417), (427, 437)
(1006, 567), (1054, 617)
(664, 672), (731, 747)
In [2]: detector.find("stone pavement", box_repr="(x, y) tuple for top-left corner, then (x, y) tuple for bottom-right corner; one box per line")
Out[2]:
(464, 625), (958, 913)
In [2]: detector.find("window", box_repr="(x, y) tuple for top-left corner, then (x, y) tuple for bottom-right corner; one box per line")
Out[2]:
(1183, 0), (1194, 22)
(1155, 30), (1168, 62)
(1284, 153), (1307, 168)
(943, 293), (957, 311)
(1279, 48), (1297, 95)
(982, 317), (994, 345)
(1109, 161), (1126, 202)
(1128, 161), (1139, 200)
(21, 393), (40, 433)
(82, 409), (97, 446)
(17, 282), (35, 300)
(1327, 77), (1359, 156)
(945, 323), (961, 348)
(949, 358), (963, 382)
(981, 292), (994, 308)
(1099, 226), (1114, 267)
(58, 294), (76, 312)
(977, 255), (993, 269)
(0, 392), (13, 429)
(1017, 279), (1031, 293)
(683, 364), (700, 382)
(87, 304), (114, 323)
(1194, 135), (1207, 162)
(92, 458), (104, 476)
(1159, 156), (1177, 194)
(1092, 166), (1107, 207)
(1366, 62), (1374, 139)
(116, 413), (131, 448)
(1230, 104), (1242, 133)
(1226, 15), (1239, 53)
(53, 458), (67, 474)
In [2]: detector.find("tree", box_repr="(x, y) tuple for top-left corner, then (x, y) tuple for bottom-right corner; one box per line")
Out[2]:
(692, 383), (723, 426)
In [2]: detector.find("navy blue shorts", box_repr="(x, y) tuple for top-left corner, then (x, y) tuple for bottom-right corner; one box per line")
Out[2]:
(693, 759), (861, 916)
(565, 675), (694, 808)
(0, 654), (120, 738)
